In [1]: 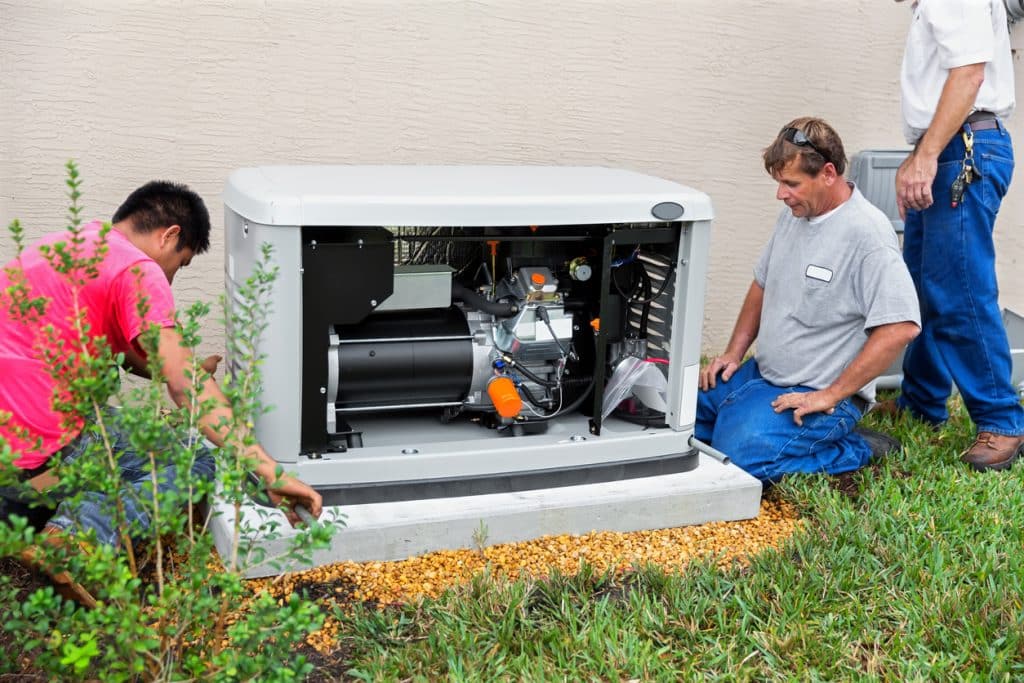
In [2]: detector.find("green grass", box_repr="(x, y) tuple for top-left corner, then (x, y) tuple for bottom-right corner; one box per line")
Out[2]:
(331, 397), (1024, 681)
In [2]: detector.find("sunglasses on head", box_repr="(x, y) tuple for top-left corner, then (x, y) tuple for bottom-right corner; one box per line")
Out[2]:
(780, 127), (833, 167)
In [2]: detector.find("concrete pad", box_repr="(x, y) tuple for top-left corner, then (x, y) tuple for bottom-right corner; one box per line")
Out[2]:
(209, 454), (762, 578)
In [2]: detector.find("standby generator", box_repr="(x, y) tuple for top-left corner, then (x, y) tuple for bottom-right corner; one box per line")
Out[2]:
(222, 166), (713, 507)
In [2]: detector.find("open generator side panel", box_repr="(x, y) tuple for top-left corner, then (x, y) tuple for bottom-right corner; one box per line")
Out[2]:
(281, 221), (697, 503)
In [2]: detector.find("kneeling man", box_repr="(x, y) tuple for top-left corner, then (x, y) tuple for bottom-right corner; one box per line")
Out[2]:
(698, 117), (920, 482)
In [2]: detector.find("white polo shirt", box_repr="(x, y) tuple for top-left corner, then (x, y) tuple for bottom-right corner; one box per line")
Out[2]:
(900, 0), (1016, 144)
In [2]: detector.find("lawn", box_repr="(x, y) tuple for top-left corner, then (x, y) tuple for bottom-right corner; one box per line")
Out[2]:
(317, 397), (1023, 680)
(3, 396), (1022, 680)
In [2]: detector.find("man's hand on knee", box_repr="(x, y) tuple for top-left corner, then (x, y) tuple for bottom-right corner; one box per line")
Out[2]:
(700, 355), (741, 391)
(771, 389), (838, 426)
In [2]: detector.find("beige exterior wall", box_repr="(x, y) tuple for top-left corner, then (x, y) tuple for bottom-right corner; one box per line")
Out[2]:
(2, 1), (1023, 358)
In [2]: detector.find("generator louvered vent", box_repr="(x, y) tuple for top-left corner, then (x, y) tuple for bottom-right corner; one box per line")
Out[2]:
(627, 251), (675, 365)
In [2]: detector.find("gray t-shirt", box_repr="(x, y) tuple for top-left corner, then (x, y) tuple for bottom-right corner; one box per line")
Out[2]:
(753, 186), (920, 401)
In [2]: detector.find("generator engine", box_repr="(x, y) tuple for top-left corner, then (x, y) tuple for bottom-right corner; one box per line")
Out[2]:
(326, 262), (584, 433)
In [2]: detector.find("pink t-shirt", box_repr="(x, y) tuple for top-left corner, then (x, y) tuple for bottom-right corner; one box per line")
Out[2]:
(0, 222), (176, 469)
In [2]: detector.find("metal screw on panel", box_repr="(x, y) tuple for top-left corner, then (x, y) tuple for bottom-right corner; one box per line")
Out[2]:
(570, 434), (586, 442)
(311, 240), (318, 250)
(401, 448), (419, 455)
(319, 387), (326, 394)
(357, 239), (364, 248)
(370, 299), (378, 306)
(680, 258), (688, 266)
(242, 222), (249, 237)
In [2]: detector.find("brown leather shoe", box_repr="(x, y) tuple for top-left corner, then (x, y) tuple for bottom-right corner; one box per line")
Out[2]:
(961, 431), (1024, 472)
(18, 546), (98, 608)
(15, 527), (98, 608)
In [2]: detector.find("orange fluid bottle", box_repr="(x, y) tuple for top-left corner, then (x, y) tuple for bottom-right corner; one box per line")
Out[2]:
(487, 376), (522, 418)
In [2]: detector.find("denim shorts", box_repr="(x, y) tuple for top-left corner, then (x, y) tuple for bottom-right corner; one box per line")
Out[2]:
(0, 408), (216, 547)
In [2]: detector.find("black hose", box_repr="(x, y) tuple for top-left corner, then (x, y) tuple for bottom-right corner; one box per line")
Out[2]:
(535, 305), (569, 357)
(518, 382), (553, 409)
(516, 375), (596, 423)
(498, 354), (559, 388)
(451, 282), (518, 317)
(628, 258), (677, 305)
(612, 264), (643, 303)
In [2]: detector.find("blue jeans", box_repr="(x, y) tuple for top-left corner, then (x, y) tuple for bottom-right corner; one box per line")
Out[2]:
(898, 123), (1024, 434)
(695, 359), (872, 482)
(1, 409), (216, 546)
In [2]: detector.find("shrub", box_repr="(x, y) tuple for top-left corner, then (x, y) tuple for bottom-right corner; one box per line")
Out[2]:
(0, 161), (336, 681)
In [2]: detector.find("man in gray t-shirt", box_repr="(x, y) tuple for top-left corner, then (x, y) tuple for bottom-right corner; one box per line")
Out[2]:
(695, 117), (921, 482)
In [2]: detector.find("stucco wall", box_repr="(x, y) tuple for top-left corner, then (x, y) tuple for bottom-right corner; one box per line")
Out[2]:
(2, 0), (1023, 359)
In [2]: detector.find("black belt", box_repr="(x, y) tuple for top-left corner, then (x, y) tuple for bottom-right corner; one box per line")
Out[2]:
(965, 111), (1000, 132)
(16, 461), (51, 482)
(850, 395), (869, 414)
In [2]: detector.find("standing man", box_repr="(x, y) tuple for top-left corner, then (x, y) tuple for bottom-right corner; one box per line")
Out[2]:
(699, 118), (920, 483)
(887, 0), (1022, 471)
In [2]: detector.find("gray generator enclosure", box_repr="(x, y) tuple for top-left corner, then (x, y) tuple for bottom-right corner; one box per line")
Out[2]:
(223, 166), (713, 508)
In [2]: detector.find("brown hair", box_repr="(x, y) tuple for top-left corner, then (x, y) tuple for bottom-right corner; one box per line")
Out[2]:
(763, 116), (847, 177)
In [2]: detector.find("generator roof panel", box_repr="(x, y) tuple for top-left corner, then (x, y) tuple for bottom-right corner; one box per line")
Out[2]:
(223, 165), (713, 227)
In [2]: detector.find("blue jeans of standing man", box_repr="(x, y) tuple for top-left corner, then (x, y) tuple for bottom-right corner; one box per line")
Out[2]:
(898, 123), (1024, 434)
(695, 359), (872, 482)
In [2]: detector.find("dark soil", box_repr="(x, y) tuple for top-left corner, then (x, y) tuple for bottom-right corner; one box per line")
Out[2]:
(0, 556), (357, 681)
(0, 557), (54, 680)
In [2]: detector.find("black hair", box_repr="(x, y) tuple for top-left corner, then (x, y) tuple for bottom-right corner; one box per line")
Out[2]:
(112, 181), (211, 254)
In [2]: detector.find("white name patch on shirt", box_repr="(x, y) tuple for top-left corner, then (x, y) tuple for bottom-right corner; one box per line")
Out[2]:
(805, 264), (833, 282)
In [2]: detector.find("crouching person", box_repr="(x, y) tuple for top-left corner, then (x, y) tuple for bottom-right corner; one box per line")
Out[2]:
(698, 117), (921, 482)
(0, 180), (322, 604)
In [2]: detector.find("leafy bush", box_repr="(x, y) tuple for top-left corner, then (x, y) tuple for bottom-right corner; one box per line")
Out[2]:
(0, 162), (336, 681)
